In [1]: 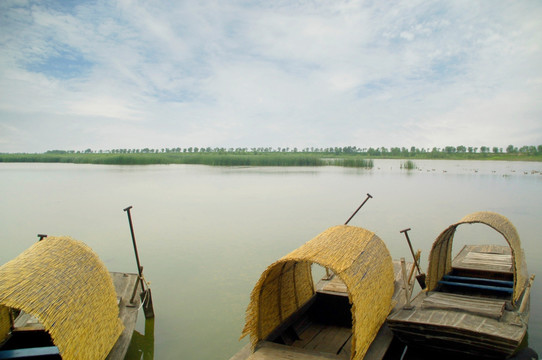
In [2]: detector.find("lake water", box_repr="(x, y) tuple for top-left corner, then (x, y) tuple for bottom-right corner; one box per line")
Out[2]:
(0, 160), (541, 359)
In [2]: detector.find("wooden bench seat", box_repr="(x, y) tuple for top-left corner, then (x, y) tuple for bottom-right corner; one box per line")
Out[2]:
(421, 292), (506, 319)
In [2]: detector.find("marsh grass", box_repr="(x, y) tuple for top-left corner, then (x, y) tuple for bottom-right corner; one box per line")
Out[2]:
(339, 158), (374, 168)
(401, 160), (417, 170)
(0, 153), (379, 167)
(0, 153), (328, 167)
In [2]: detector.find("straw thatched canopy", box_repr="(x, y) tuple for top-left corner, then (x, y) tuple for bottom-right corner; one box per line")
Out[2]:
(426, 211), (527, 304)
(241, 225), (395, 360)
(0, 236), (123, 360)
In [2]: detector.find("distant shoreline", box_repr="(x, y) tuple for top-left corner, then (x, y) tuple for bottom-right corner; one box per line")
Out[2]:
(0, 152), (540, 167)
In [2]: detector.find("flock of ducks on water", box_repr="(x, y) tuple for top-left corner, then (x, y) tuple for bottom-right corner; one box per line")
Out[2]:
(374, 167), (542, 176)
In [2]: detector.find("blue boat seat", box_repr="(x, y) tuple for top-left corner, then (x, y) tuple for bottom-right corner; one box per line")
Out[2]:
(0, 346), (60, 359)
(438, 274), (513, 294)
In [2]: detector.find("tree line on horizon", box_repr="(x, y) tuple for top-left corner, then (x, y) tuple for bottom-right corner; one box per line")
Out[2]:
(41, 144), (542, 156)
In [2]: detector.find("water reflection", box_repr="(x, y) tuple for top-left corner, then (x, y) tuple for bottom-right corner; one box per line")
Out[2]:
(125, 318), (154, 360)
(1, 161), (541, 359)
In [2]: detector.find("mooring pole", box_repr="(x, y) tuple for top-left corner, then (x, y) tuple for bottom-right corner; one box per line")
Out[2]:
(344, 193), (373, 225)
(124, 206), (145, 292)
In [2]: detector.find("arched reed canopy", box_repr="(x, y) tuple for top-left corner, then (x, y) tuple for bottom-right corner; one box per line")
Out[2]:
(0, 236), (124, 360)
(426, 211), (528, 304)
(241, 225), (395, 360)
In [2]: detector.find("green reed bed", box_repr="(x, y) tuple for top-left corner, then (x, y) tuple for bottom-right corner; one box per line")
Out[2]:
(0, 153), (328, 167)
(339, 158), (374, 168)
(401, 160), (417, 170)
(0, 152), (381, 168)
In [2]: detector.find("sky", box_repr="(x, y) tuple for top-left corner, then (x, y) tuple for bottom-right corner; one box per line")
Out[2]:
(1, 0), (541, 153)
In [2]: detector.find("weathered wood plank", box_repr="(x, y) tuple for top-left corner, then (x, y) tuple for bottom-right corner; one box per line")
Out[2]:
(106, 272), (140, 360)
(363, 323), (393, 360)
(12, 312), (45, 331)
(421, 292), (506, 319)
(321, 278), (347, 294)
(247, 341), (340, 360)
(315, 276), (348, 297)
(303, 326), (351, 354)
(452, 245), (512, 274)
(337, 335), (351, 359)
(388, 291), (526, 342)
(315, 260), (414, 308)
(292, 324), (325, 348)
(229, 344), (252, 360)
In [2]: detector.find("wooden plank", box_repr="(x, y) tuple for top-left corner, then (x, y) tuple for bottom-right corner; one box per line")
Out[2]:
(388, 292), (526, 342)
(247, 341), (340, 360)
(452, 245), (512, 274)
(12, 312), (45, 332)
(315, 260), (413, 307)
(315, 276), (348, 297)
(292, 324), (326, 348)
(264, 296), (317, 344)
(105, 272), (140, 360)
(228, 344), (252, 360)
(421, 292), (506, 319)
(303, 326), (351, 354)
(337, 335), (351, 359)
(387, 321), (520, 358)
(363, 323), (394, 360)
(321, 278), (347, 294)
(462, 252), (512, 268)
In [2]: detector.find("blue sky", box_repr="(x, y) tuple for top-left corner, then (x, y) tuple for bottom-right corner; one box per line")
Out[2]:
(1, 0), (541, 153)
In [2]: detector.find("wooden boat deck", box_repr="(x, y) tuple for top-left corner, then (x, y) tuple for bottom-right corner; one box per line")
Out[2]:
(387, 245), (527, 358)
(2, 272), (140, 360)
(388, 290), (525, 338)
(452, 245), (513, 275)
(291, 323), (351, 357)
(106, 272), (141, 360)
(247, 341), (346, 359)
(230, 260), (412, 360)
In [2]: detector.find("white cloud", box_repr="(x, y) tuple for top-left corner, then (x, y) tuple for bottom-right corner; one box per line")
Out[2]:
(0, 0), (541, 152)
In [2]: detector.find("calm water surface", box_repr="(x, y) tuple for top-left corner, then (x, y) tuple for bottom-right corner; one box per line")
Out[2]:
(1, 160), (541, 359)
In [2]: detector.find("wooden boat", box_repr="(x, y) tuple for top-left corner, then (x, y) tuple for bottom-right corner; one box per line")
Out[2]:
(387, 211), (536, 359)
(230, 225), (417, 360)
(0, 236), (148, 360)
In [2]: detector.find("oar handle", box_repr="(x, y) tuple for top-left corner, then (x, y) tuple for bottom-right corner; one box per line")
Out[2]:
(344, 193), (373, 225)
